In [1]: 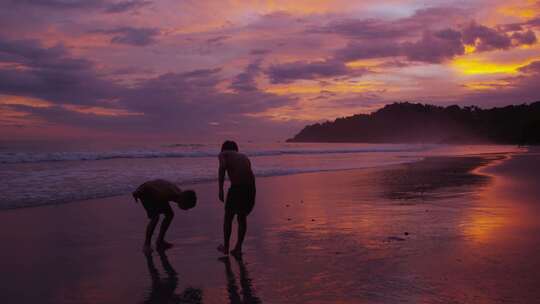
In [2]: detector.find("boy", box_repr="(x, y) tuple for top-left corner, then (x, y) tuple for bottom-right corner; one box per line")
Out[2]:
(217, 140), (256, 257)
(133, 179), (196, 253)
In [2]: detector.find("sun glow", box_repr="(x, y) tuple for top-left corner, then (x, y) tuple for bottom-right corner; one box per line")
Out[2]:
(451, 57), (533, 75)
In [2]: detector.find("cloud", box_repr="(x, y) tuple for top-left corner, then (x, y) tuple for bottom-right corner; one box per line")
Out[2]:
(12, 0), (105, 9)
(249, 49), (271, 55)
(267, 59), (355, 84)
(9, 0), (151, 13)
(511, 30), (537, 45)
(455, 60), (540, 107)
(461, 22), (512, 51)
(526, 17), (540, 27)
(104, 0), (152, 13)
(518, 60), (540, 74)
(313, 18), (412, 39)
(312, 6), (466, 39)
(0, 36), (293, 138)
(0, 37), (120, 105)
(230, 60), (262, 92)
(401, 29), (464, 63)
(91, 27), (160, 46)
(335, 41), (400, 61)
(335, 28), (464, 63)
(334, 22), (536, 64)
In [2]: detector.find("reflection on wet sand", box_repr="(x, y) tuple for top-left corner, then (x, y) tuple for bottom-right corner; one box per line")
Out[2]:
(220, 256), (262, 304)
(377, 156), (493, 201)
(144, 251), (202, 304)
(463, 155), (515, 244)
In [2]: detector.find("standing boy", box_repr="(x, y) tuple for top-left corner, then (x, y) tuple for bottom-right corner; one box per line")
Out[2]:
(217, 140), (256, 257)
(133, 179), (197, 252)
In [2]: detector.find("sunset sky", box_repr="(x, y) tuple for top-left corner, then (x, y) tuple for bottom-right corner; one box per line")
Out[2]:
(1, 0), (539, 142)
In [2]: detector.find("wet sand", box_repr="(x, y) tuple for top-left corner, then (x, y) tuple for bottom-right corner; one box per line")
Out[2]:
(1, 150), (539, 303)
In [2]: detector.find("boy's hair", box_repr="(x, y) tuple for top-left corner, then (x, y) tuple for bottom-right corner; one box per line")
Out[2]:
(179, 190), (197, 209)
(221, 140), (239, 152)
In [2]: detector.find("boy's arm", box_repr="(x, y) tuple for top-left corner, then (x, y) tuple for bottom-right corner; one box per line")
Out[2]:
(132, 182), (147, 203)
(218, 153), (226, 202)
(132, 188), (141, 203)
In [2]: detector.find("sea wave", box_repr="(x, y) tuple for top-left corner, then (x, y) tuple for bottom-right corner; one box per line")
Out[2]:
(0, 156), (419, 210)
(0, 145), (433, 164)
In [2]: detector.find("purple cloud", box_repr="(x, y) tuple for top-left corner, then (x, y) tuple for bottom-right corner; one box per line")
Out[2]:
(0, 37), (120, 105)
(335, 40), (401, 62)
(313, 7), (466, 39)
(402, 29), (464, 63)
(104, 0), (152, 13)
(9, 0), (151, 13)
(314, 18), (411, 39)
(230, 60), (262, 92)
(511, 30), (537, 45)
(267, 60), (354, 84)
(461, 22), (511, 51)
(335, 29), (464, 64)
(91, 27), (160, 46)
(518, 61), (540, 74)
(0, 36), (294, 137)
(12, 0), (105, 9)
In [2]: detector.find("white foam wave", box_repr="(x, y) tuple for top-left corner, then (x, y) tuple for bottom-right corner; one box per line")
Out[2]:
(0, 145), (432, 164)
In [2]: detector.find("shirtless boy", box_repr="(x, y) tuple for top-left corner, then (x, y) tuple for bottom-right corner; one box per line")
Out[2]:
(133, 179), (196, 252)
(217, 140), (256, 257)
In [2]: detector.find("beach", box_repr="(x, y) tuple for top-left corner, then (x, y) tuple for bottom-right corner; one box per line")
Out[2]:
(1, 150), (539, 303)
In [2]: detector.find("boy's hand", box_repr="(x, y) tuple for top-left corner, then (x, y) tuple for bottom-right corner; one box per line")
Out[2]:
(219, 188), (224, 202)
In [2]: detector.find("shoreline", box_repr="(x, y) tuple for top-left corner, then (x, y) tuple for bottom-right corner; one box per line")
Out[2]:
(0, 148), (520, 212)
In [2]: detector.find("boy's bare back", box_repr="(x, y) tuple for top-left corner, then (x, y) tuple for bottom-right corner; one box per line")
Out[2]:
(219, 151), (255, 186)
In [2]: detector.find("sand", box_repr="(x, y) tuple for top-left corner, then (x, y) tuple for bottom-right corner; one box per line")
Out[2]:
(1, 150), (539, 303)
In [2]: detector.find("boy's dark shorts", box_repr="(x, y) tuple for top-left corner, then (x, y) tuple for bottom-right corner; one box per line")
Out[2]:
(138, 190), (173, 219)
(226, 184), (256, 216)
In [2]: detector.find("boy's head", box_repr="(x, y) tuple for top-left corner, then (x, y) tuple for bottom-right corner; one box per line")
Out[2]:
(174, 190), (197, 210)
(221, 140), (239, 152)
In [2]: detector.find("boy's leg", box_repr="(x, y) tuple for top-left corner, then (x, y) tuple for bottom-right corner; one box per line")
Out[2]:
(145, 216), (160, 251)
(232, 214), (247, 255)
(156, 210), (174, 248)
(219, 209), (235, 254)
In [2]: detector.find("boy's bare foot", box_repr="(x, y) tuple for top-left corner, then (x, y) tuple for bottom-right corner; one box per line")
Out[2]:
(156, 240), (174, 251)
(230, 248), (242, 259)
(217, 244), (229, 255)
(143, 244), (153, 254)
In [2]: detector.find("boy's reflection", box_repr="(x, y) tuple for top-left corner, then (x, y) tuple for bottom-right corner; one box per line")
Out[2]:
(220, 256), (262, 304)
(144, 251), (202, 304)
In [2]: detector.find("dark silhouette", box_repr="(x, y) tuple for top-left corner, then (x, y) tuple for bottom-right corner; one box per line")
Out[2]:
(217, 141), (256, 257)
(220, 256), (262, 304)
(287, 101), (540, 144)
(143, 251), (202, 304)
(133, 179), (197, 253)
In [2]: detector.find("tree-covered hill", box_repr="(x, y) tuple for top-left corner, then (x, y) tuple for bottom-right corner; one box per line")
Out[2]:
(287, 102), (540, 144)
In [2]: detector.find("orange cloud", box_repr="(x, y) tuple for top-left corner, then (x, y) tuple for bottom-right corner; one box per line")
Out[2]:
(62, 105), (143, 117)
(0, 95), (52, 108)
(464, 80), (512, 90)
(265, 80), (384, 95)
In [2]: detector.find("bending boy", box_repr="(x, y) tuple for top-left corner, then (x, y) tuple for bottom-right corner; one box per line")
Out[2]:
(217, 140), (256, 257)
(133, 179), (196, 252)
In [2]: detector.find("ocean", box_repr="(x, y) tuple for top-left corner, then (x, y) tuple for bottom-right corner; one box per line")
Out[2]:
(0, 142), (522, 209)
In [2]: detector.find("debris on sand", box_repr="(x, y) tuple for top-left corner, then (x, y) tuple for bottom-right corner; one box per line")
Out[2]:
(387, 236), (406, 241)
